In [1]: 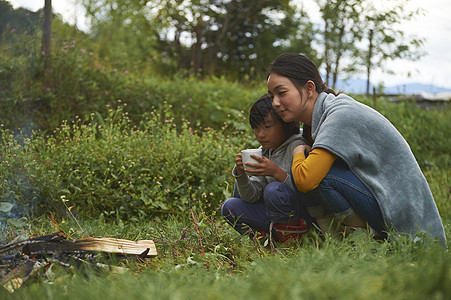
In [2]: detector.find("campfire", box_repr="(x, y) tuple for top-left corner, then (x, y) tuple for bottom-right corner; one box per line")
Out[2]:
(0, 232), (157, 293)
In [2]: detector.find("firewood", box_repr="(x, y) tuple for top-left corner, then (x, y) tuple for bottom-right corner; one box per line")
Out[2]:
(22, 237), (157, 257)
(67, 237), (157, 257)
(1, 233), (157, 258)
(0, 232), (66, 254)
(0, 234), (158, 292)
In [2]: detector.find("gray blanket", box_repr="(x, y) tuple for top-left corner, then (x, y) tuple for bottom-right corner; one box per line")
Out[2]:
(311, 92), (446, 244)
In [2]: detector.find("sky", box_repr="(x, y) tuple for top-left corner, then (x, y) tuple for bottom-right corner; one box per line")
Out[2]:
(8, 0), (451, 89)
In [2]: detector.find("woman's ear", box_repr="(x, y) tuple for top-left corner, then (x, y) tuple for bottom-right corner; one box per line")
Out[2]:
(305, 80), (316, 97)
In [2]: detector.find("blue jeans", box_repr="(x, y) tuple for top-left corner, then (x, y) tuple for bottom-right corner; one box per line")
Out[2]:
(222, 159), (385, 236)
(221, 182), (313, 235)
(303, 159), (386, 235)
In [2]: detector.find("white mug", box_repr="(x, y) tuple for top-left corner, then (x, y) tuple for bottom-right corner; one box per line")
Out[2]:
(241, 148), (262, 174)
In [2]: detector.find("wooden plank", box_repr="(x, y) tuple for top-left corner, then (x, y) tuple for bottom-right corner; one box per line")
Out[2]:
(2, 233), (158, 258)
(69, 238), (157, 257)
(23, 238), (157, 257)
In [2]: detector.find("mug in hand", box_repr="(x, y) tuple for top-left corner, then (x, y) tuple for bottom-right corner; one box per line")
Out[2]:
(241, 148), (262, 174)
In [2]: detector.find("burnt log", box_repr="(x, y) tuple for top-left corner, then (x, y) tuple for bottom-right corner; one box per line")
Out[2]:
(0, 232), (66, 254)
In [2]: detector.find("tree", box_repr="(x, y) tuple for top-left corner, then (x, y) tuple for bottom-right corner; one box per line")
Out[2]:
(82, 0), (162, 70)
(42, 0), (52, 71)
(315, 0), (424, 94)
(316, 0), (365, 89)
(360, 0), (425, 96)
(81, 0), (318, 79)
(153, 0), (313, 78)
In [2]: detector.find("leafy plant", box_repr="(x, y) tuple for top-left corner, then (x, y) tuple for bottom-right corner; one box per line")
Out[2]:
(0, 103), (252, 221)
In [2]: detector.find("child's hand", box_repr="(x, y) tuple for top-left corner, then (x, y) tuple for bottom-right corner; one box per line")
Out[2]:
(244, 155), (286, 182)
(235, 153), (245, 175)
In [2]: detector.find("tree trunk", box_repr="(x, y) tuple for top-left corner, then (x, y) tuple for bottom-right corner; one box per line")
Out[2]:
(41, 0), (52, 71)
(323, 1), (331, 84)
(332, 23), (345, 89)
(203, 30), (216, 76)
(324, 19), (331, 83)
(366, 29), (374, 97)
(174, 24), (189, 69)
(191, 16), (204, 75)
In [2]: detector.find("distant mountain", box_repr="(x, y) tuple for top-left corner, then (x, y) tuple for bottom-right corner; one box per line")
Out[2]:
(327, 76), (451, 95)
(383, 83), (451, 95)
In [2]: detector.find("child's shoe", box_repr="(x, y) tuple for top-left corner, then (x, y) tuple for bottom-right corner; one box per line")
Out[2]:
(272, 219), (308, 244)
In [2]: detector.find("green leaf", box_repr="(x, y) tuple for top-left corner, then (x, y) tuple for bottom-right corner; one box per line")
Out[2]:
(95, 111), (105, 127)
(0, 202), (13, 212)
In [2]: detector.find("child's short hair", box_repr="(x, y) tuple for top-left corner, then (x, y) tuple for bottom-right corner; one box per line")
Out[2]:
(249, 94), (300, 137)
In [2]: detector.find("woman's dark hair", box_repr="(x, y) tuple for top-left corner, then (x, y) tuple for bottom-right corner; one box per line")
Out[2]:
(250, 94), (300, 137)
(267, 53), (337, 96)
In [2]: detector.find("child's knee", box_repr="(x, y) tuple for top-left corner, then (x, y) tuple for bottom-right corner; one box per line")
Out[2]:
(263, 182), (287, 206)
(221, 197), (241, 217)
(263, 181), (284, 198)
(221, 198), (232, 217)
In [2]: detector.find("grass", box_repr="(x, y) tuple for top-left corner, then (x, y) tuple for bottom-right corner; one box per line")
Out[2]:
(1, 207), (450, 299)
(0, 99), (449, 299)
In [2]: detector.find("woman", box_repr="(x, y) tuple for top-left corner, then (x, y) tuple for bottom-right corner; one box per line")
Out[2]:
(266, 53), (446, 244)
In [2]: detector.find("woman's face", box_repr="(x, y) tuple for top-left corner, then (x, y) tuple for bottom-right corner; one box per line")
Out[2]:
(267, 73), (310, 124)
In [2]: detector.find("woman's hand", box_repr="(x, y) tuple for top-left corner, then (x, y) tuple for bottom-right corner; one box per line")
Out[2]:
(293, 145), (312, 157)
(244, 155), (287, 182)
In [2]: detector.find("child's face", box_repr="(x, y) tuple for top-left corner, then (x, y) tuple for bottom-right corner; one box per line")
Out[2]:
(253, 113), (286, 150)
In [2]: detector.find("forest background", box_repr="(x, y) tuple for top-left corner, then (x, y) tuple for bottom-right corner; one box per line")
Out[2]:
(0, 0), (449, 298)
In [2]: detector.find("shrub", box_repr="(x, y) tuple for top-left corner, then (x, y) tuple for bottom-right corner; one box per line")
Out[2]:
(0, 103), (252, 221)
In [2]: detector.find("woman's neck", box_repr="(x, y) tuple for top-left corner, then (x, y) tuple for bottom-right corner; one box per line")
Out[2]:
(303, 92), (319, 126)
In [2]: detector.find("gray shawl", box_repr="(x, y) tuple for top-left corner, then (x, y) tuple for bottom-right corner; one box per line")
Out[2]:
(311, 92), (446, 244)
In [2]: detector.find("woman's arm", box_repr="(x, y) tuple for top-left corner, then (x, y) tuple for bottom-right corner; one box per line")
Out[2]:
(292, 147), (338, 193)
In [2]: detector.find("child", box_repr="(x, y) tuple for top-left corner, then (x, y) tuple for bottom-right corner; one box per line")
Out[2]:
(221, 94), (313, 243)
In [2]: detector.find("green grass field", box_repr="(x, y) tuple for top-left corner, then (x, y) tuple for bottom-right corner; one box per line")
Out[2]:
(1, 216), (450, 299)
(0, 98), (449, 299)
